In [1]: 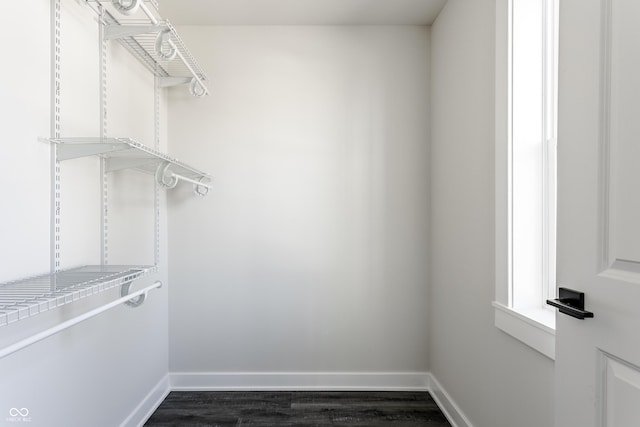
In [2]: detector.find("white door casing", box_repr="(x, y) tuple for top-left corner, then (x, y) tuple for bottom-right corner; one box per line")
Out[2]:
(555, 0), (640, 426)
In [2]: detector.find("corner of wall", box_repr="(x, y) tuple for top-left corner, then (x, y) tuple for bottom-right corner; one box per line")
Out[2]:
(120, 375), (171, 427)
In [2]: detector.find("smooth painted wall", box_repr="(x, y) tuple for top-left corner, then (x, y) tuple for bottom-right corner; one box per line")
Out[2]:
(429, 1), (554, 426)
(167, 26), (431, 376)
(0, 2), (168, 426)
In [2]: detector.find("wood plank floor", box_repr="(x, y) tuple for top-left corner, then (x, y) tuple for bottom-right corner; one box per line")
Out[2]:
(144, 391), (452, 426)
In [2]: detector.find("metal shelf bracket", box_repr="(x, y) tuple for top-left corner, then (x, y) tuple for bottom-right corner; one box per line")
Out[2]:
(104, 24), (163, 40)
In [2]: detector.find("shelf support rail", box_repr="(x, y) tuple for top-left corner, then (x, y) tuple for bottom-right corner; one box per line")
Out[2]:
(0, 281), (162, 360)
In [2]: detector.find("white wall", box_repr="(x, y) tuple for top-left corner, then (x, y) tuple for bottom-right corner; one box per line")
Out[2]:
(0, 2), (168, 426)
(167, 26), (431, 383)
(429, 1), (554, 426)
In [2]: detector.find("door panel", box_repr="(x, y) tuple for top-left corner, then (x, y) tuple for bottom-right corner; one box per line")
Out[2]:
(555, 0), (640, 426)
(606, 0), (640, 275)
(601, 352), (640, 427)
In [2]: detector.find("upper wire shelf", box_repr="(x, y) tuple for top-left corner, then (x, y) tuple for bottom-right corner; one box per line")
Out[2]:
(49, 137), (212, 194)
(87, 0), (208, 96)
(0, 265), (155, 327)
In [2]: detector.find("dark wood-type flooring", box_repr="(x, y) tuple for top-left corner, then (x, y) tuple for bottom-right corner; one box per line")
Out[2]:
(144, 391), (452, 426)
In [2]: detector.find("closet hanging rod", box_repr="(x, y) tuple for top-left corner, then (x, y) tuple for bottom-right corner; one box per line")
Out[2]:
(0, 281), (162, 360)
(136, 0), (159, 24)
(174, 173), (212, 189)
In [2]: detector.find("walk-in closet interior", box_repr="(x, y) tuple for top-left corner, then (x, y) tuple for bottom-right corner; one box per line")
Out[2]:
(0, 1), (556, 426)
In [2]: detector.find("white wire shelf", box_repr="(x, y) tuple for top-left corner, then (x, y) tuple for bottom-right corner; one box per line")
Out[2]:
(49, 137), (211, 193)
(87, 1), (208, 96)
(0, 265), (155, 327)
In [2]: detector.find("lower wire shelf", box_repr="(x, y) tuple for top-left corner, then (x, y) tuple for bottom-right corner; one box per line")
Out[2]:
(0, 265), (156, 327)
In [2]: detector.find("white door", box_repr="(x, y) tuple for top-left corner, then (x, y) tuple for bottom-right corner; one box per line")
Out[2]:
(555, 0), (640, 426)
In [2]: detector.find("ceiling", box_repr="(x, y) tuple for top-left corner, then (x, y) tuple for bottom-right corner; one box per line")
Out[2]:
(159, 0), (447, 26)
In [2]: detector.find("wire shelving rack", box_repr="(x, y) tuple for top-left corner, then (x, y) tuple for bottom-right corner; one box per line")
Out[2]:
(0, 265), (155, 327)
(87, 0), (208, 96)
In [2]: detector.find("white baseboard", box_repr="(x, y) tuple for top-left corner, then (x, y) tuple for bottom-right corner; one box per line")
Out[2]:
(134, 372), (472, 427)
(170, 372), (430, 391)
(121, 374), (170, 427)
(426, 373), (474, 427)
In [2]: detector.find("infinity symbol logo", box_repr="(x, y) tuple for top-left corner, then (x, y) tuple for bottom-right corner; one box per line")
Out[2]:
(9, 408), (29, 417)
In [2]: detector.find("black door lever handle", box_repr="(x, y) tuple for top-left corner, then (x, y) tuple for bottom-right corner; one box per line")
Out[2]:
(546, 287), (594, 320)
